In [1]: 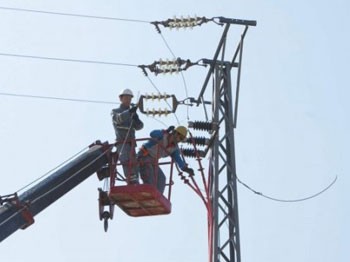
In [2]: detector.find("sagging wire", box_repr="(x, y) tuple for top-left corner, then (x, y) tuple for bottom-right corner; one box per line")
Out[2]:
(237, 175), (338, 203)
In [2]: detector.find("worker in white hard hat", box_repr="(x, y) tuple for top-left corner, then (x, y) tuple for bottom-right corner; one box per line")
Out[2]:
(137, 125), (194, 193)
(111, 88), (144, 184)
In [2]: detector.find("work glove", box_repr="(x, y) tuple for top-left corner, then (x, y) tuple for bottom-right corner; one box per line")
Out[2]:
(166, 125), (175, 133)
(136, 150), (143, 160)
(132, 113), (140, 121)
(129, 106), (138, 114)
(136, 146), (148, 160)
(182, 166), (194, 176)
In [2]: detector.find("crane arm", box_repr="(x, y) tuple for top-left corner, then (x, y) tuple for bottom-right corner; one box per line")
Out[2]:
(0, 141), (110, 242)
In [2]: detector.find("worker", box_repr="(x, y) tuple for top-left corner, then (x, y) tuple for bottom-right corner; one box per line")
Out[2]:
(137, 125), (194, 193)
(111, 88), (144, 184)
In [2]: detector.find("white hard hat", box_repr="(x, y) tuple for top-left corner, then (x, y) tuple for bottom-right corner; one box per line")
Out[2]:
(119, 88), (134, 97)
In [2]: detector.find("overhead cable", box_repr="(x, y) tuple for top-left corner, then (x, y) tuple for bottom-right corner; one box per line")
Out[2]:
(0, 52), (138, 67)
(0, 92), (117, 105)
(237, 175), (338, 203)
(0, 6), (150, 23)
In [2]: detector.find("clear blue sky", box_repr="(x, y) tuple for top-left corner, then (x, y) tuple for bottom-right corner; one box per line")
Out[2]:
(0, 1), (348, 261)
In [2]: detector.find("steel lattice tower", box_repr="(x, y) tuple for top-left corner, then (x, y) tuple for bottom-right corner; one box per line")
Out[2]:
(210, 59), (242, 262)
(195, 18), (256, 262)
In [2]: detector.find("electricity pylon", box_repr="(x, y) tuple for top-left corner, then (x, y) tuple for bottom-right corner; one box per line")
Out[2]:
(196, 18), (256, 262)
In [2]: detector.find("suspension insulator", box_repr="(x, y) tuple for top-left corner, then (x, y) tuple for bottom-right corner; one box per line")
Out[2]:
(188, 121), (215, 132)
(181, 148), (206, 158)
(151, 16), (212, 30)
(138, 94), (179, 115)
(185, 136), (209, 146)
(138, 58), (197, 76)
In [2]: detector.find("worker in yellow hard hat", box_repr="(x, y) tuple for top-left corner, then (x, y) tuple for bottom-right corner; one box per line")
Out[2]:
(137, 125), (194, 193)
(111, 88), (144, 184)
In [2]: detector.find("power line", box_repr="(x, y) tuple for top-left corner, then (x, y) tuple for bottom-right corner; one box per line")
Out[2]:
(0, 6), (151, 23)
(0, 92), (117, 105)
(0, 6), (195, 126)
(0, 52), (138, 67)
(237, 175), (338, 203)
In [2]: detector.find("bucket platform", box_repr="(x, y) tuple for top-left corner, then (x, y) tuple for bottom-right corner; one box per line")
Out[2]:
(109, 184), (171, 217)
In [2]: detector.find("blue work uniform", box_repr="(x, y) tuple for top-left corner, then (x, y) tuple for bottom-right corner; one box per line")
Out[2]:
(138, 129), (186, 193)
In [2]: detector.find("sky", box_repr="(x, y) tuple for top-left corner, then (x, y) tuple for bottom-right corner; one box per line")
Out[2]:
(0, 1), (348, 262)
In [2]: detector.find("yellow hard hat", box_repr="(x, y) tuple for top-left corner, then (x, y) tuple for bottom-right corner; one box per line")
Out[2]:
(175, 126), (187, 140)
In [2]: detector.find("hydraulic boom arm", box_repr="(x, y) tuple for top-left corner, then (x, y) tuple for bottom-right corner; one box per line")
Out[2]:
(0, 141), (110, 242)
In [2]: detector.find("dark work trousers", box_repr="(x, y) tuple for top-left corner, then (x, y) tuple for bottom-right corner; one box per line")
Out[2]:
(117, 143), (139, 182)
(139, 155), (166, 193)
